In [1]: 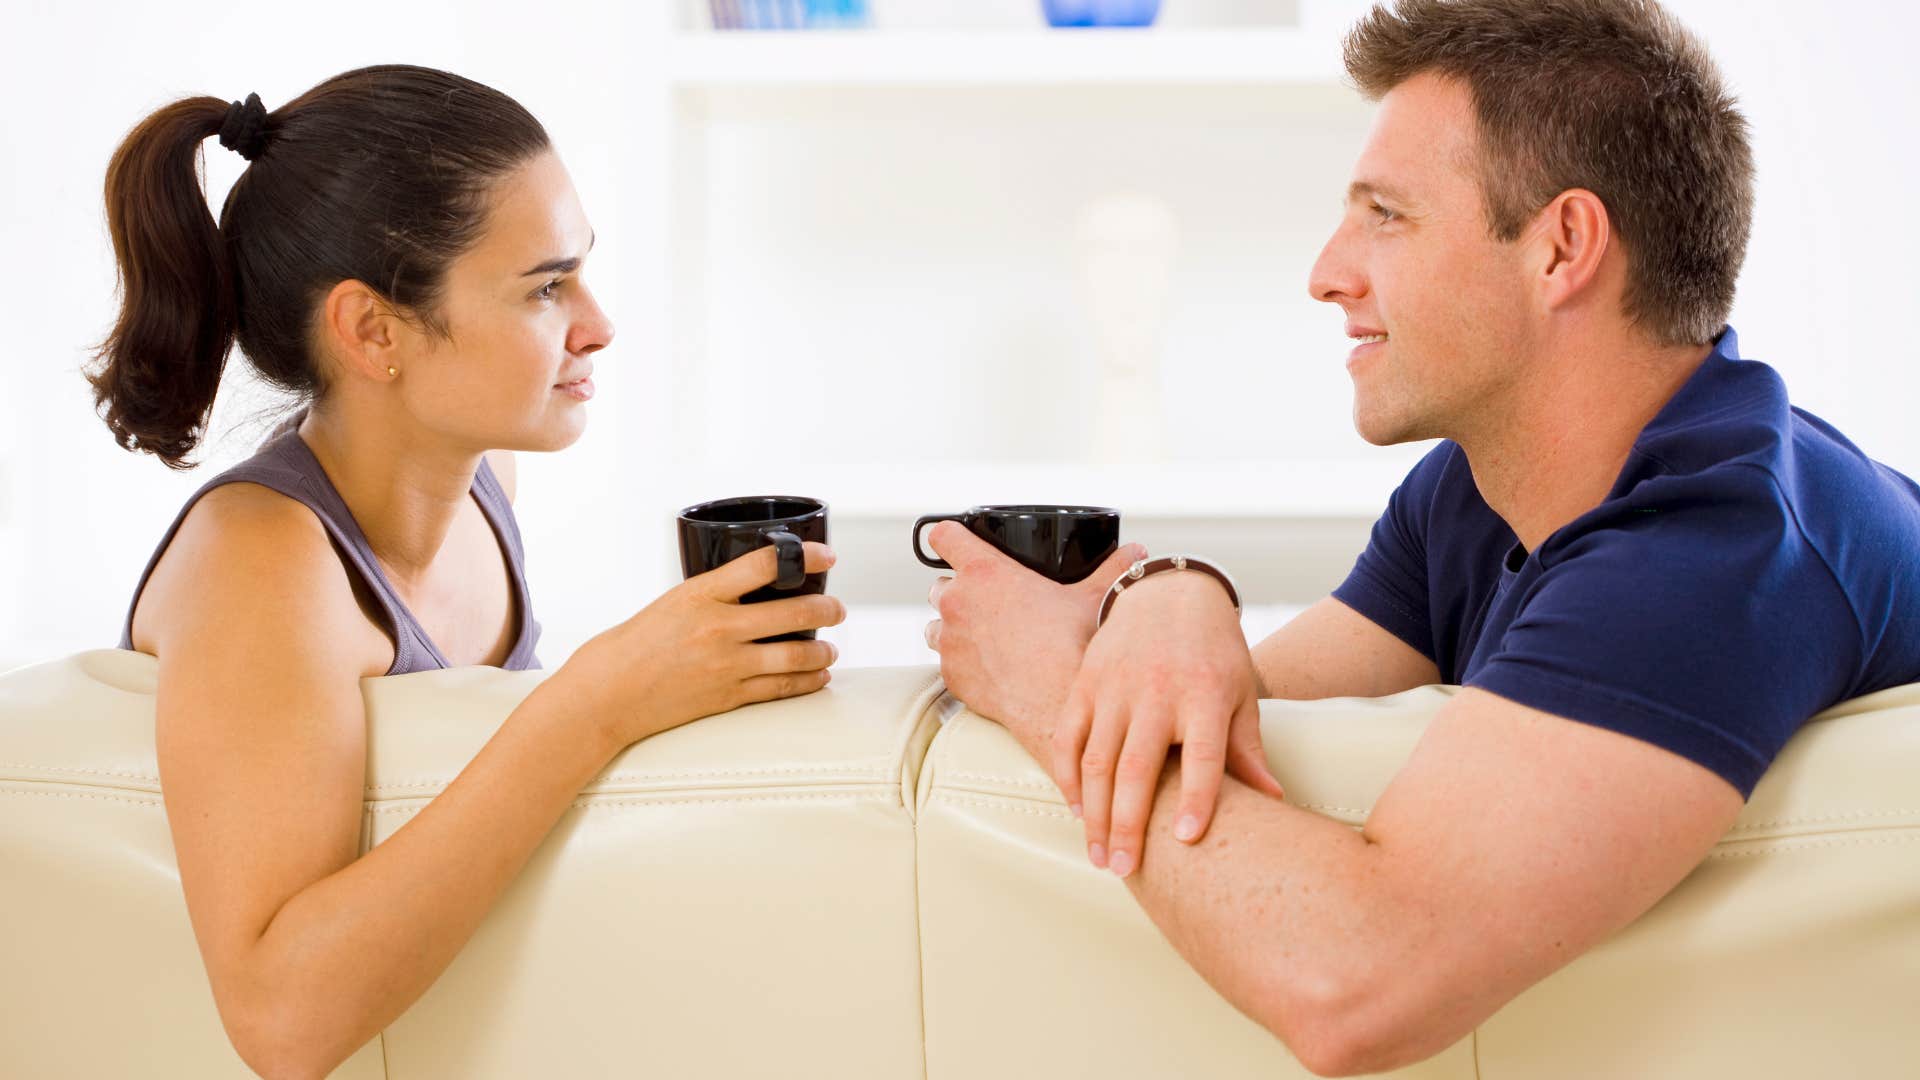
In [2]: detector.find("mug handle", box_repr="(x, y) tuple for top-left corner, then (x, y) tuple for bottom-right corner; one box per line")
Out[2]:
(763, 528), (807, 590)
(912, 514), (968, 570)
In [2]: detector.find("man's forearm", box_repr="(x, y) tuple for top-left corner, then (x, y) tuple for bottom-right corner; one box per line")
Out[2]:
(993, 702), (1467, 1072)
(1114, 767), (1474, 1075)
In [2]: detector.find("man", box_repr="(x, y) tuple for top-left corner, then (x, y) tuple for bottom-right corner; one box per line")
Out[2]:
(923, 0), (1920, 1074)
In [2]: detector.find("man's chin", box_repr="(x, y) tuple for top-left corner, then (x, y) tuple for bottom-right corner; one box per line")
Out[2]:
(1352, 407), (1421, 447)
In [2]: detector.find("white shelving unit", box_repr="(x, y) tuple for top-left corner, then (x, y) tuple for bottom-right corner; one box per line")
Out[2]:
(664, 27), (1346, 86)
(650, 13), (1394, 530)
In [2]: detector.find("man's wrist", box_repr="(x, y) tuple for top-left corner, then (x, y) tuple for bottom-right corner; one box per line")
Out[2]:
(1110, 567), (1234, 614)
(1098, 554), (1242, 629)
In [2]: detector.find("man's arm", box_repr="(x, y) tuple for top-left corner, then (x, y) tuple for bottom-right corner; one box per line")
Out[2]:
(1250, 596), (1440, 700)
(1016, 687), (1744, 1076)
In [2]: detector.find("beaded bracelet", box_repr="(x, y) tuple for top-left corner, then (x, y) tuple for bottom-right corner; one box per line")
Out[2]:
(1095, 553), (1242, 630)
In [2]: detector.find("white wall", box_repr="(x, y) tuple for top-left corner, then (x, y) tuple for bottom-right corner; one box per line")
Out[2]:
(0, 0), (674, 668)
(3, 0), (1917, 670)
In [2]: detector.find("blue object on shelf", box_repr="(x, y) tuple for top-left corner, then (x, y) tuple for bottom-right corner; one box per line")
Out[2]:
(710, 0), (868, 30)
(1093, 0), (1161, 26)
(1042, 0), (1161, 27)
(1042, 0), (1100, 27)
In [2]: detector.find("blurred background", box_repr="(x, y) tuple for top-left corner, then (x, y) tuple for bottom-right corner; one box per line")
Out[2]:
(2, 0), (1916, 672)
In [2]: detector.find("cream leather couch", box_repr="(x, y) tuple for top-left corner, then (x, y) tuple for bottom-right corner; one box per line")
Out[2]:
(3, 649), (1917, 1078)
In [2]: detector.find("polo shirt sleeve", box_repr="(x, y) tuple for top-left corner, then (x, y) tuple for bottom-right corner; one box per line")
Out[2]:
(1333, 448), (1450, 663)
(1468, 465), (1862, 798)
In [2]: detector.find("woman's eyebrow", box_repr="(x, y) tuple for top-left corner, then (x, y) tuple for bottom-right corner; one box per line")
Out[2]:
(518, 230), (596, 277)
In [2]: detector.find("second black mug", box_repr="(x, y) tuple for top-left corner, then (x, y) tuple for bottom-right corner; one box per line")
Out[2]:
(912, 504), (1120, 585)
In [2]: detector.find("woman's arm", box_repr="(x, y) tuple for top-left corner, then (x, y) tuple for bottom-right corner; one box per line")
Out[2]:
(141, 484), (840, 1079)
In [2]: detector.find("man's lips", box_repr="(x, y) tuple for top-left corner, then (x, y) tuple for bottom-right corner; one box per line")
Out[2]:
(1345, 330), (1387, 369)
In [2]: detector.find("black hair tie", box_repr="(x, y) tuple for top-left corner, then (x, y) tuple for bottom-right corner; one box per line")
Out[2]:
(218, 92), (269, 162)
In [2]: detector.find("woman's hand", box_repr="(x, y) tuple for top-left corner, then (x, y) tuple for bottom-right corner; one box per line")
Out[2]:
(1055, 571), (1285, 879)
(558, 542), (845, 749)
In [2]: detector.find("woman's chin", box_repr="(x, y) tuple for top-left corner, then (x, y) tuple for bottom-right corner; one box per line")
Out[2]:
(505, 408), (589, 453)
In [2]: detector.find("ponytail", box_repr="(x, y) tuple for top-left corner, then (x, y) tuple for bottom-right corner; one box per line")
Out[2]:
(87, 69), (549, 470)
(88, 96), (239, 469)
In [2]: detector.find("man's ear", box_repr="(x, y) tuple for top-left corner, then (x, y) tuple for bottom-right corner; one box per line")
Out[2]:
(1530, 188), (1613, 314)
(316, 279), (403, 382)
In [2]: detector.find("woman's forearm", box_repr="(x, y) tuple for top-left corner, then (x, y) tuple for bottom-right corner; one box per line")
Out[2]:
(226, 675), (620, 1076)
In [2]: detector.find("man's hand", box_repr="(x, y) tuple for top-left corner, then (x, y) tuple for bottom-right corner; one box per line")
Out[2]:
(1058, 571), (1285, 879)
(924, 522), (1144, 753)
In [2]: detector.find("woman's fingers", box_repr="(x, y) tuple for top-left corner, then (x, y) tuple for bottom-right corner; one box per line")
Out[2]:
(734, 592), (846, 640)
(747, 638), (838, 676)
(699, 542), (836, 602)
(735, 667), (832, 705)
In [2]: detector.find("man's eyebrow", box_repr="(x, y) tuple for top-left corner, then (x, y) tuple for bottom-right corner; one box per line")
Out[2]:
(519, 230), (596, 277)
(1346, 180), (1414, 206)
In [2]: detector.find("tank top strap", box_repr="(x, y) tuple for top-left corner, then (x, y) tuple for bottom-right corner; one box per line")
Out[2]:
(119, 420), (541, 675)
(470, 456), (542, 670)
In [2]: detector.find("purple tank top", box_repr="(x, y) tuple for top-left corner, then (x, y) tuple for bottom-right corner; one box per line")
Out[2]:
(118, 414), (542, 674)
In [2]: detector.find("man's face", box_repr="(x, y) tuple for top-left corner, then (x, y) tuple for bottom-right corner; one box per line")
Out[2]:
(1309, 72), (1536, 446)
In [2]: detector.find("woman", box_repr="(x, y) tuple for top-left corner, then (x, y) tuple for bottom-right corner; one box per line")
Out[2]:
(91, 65), (843, 1077)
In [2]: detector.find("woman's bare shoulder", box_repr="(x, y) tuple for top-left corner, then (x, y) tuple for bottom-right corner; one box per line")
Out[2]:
(132, 482), (392, 677)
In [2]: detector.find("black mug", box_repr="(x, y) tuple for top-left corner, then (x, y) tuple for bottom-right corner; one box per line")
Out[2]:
(678, 496), (830, 642)
(912, 504), (1120, 585)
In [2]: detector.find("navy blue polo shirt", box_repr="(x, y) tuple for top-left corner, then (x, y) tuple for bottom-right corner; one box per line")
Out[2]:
(1333, 328), (1920, 797)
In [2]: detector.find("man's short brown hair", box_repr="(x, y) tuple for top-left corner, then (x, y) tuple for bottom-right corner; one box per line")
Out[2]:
(1344, 0), (1754, 346)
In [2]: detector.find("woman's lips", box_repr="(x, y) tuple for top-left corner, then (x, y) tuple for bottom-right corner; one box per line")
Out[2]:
(555, 376), (595, 401)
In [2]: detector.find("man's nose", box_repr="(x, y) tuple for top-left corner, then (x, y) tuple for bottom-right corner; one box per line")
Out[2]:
(1308, 221), (1366, 306)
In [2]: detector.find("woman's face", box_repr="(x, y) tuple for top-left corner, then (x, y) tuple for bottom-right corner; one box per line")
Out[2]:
(394, 149), (613, 454)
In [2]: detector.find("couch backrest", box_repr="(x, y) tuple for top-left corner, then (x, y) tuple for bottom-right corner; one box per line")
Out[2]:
(920, 684), (1920, 1079)
(4, 651), (1917, 1078)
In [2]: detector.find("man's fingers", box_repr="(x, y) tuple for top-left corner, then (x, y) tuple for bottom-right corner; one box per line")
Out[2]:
(925, 521), (1003, 573)
(1050, 683), (1094, 816)
(1076, 542), (1149, 602)
(701, 542), (836, 601)
(1079, 700), (1130, 871)
(923, 619), (941, 652)
(1172, 709), (1230, 845)
(1225, 697), (1287, 800)
(927, 575), (952, 612)
(1106, 720), (1174, 879)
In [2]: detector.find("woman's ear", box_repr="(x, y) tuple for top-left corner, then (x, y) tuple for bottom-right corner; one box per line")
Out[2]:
(317, 279), (405, 382)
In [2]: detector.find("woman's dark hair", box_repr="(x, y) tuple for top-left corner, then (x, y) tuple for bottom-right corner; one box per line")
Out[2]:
(88, 65), (552, 468)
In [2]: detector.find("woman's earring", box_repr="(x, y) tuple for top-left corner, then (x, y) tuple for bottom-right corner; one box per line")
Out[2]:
(387, 366), (399, 378)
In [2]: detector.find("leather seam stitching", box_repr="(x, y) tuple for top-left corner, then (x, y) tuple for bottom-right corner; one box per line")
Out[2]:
(0, 763), (160, 782)
(1723, 809), (1920, 832)
(367, 790), (898, 816)
(362, 763), (894, 794)
(0, 788), (164, 808)
(1704, 832), (1920, 860)
(928, 793), (1076, 820)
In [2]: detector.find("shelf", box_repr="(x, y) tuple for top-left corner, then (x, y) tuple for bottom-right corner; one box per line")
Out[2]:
(666, 28), (1347, 87)
(651, 455), (1425, 520)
